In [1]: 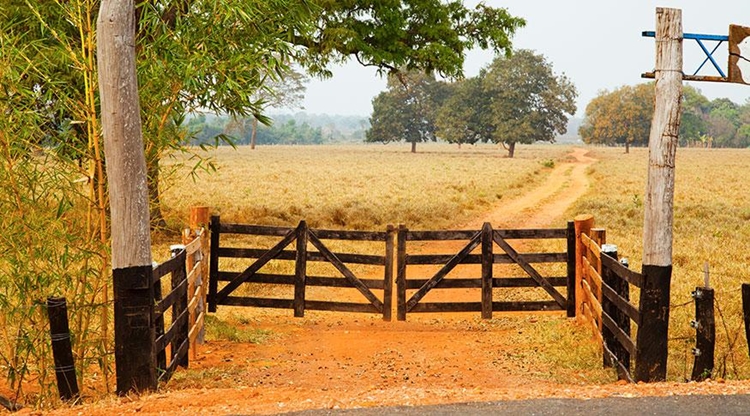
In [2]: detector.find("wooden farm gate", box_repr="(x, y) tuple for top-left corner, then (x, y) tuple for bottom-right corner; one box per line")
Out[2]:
(396, 222), (576, 320)
(208, 216), (395, 320)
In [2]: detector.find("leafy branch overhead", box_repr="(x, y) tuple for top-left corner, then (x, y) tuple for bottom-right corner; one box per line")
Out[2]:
(294, 0), (525, 78)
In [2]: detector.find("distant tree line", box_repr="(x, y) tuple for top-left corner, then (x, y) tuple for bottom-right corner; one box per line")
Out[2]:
(365, 49), (578, 157)
(186, 113), (369, 146)
(580, 84), (750, 151)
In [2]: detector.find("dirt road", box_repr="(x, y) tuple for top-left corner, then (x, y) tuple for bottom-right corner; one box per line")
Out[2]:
(45, 148), (750, 415)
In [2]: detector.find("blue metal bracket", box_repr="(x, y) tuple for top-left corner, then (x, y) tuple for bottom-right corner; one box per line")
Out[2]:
(642, 31), (730, 82)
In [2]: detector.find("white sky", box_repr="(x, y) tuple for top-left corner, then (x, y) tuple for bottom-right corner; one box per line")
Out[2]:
(300, 1), (750, 117)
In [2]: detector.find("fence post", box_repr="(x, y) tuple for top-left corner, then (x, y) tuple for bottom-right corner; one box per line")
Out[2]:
(396, 225), (408, 321)
(574, 214), (594, 321)
(208, 215), (220, 313)
(113, 265), (156, 394)
(47, 297), (79, 402)
(294, 221), (308, 318)
(189, 206), (209, 233)
(383, 225), (395, 321)
(481, 223), (493, 319)
(690, 282), (715, 381)
(566, 221), (576, 318)
(171, 249), (189, 368)
(743, 284), (750, 359)
(634, 265), (672, 382)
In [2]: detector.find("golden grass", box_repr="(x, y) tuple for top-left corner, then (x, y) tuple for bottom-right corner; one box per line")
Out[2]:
(159, 143), (571, 232)
(568, 147), (750, 380)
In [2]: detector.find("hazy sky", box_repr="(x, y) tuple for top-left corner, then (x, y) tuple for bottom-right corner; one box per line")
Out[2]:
(300, 0), (749, 117)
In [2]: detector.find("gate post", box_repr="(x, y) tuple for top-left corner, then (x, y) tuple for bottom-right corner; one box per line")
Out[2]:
(396, 225), (407, 321)
(574, 214), (594, 321)
(566, 221), (576, 317)
(481, 222), (493, 319)
(294, 221), (308, 317)
(208, 214), (220, 313)
(383, 225), (395, 321)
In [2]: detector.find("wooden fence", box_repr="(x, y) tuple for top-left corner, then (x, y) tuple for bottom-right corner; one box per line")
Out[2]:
(396, 222), (575, 320)
(575, 215), (669, 382)
(208, 216), (394, 320)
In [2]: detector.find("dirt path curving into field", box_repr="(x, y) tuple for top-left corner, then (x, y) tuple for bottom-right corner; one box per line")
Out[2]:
(43, 148), (662, 416)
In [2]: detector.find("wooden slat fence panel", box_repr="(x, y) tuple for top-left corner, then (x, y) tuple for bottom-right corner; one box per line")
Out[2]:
(397, 222), (575, 320)
(208, 216), (394, 320)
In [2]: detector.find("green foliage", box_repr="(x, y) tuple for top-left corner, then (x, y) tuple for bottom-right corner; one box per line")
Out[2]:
(295, 0), (525, 78)
(437, 50), (577, 157)
(366, 71), (447, 151)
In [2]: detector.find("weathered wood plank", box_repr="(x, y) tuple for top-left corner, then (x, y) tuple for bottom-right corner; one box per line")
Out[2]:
(405, 252), (566, 265)
(402, 277), (568, 290)
(215, 272), (385, 289)
(495, 229), (567, 239)
(311, 228), (388, 241)
(481, 223), (493, 319)
(405, 231), (482, 311)
(217, 247), (385, 265)
(602, 312), (637, 356)
(152, 252), (185, 284)
(409, 301), (564, 313)
(222, 297), (294, 309)
(406, 230), (478, 241)
(305, 301), (381, 314)
(154, 307), (189, 353)
(219, 223), (294, 236)
(383, 225), (395, 321)
(566, 221), (576, 317)
(308, 230), (384, 310)
(601, 282), (641, 325)
(406, 228), (567, 241)
(294, 221), (308, 318)
(153, 278), (188, 318)
(601, 254), (645, 288)
(396, 225), (408, 321)
(493, 233), (567, 307)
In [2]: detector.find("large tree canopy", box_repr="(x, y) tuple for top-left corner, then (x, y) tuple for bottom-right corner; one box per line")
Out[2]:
(437, 49), (577, 157)
(579, 83), (654, 153)
(366, 71), (448, 152)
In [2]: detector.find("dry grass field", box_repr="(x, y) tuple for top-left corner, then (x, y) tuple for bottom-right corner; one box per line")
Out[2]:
(568, 147), (750, 380)
(159, 143), (569, 232)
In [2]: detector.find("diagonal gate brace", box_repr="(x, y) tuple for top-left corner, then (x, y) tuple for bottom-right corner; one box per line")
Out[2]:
(493, 232), (567, 308)
(406, 230), (482, 311)
(307, 230), (384, 311)
(215, 226), (298, 303)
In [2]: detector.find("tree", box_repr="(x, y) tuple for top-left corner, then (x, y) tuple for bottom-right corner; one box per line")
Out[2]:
(580, 83), (654, 153)
(366, 71), (447, 152)
(435, 77), (493, 147)
(438, 50), (577, 157)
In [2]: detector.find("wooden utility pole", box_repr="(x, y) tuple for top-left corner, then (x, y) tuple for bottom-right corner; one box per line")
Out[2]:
(97, 0), (156, 394)
(636, 7), (682, 383)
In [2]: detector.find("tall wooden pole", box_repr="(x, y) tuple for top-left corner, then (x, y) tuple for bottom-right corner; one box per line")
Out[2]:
(98, 0), (156, 394)
(636, 7), (682, 383)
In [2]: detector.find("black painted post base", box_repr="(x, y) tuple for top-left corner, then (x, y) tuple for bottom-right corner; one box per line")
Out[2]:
(114, 265), (157, 395)
(635, 264), (672, 382)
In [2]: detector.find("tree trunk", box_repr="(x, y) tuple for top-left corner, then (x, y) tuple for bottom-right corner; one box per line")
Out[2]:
(410, 141), (416, 153)
(508, 142), (516, 158)
(625, 140), (630, 154)
(97, 0), (155, 394)
(250, 117), (258, 150)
